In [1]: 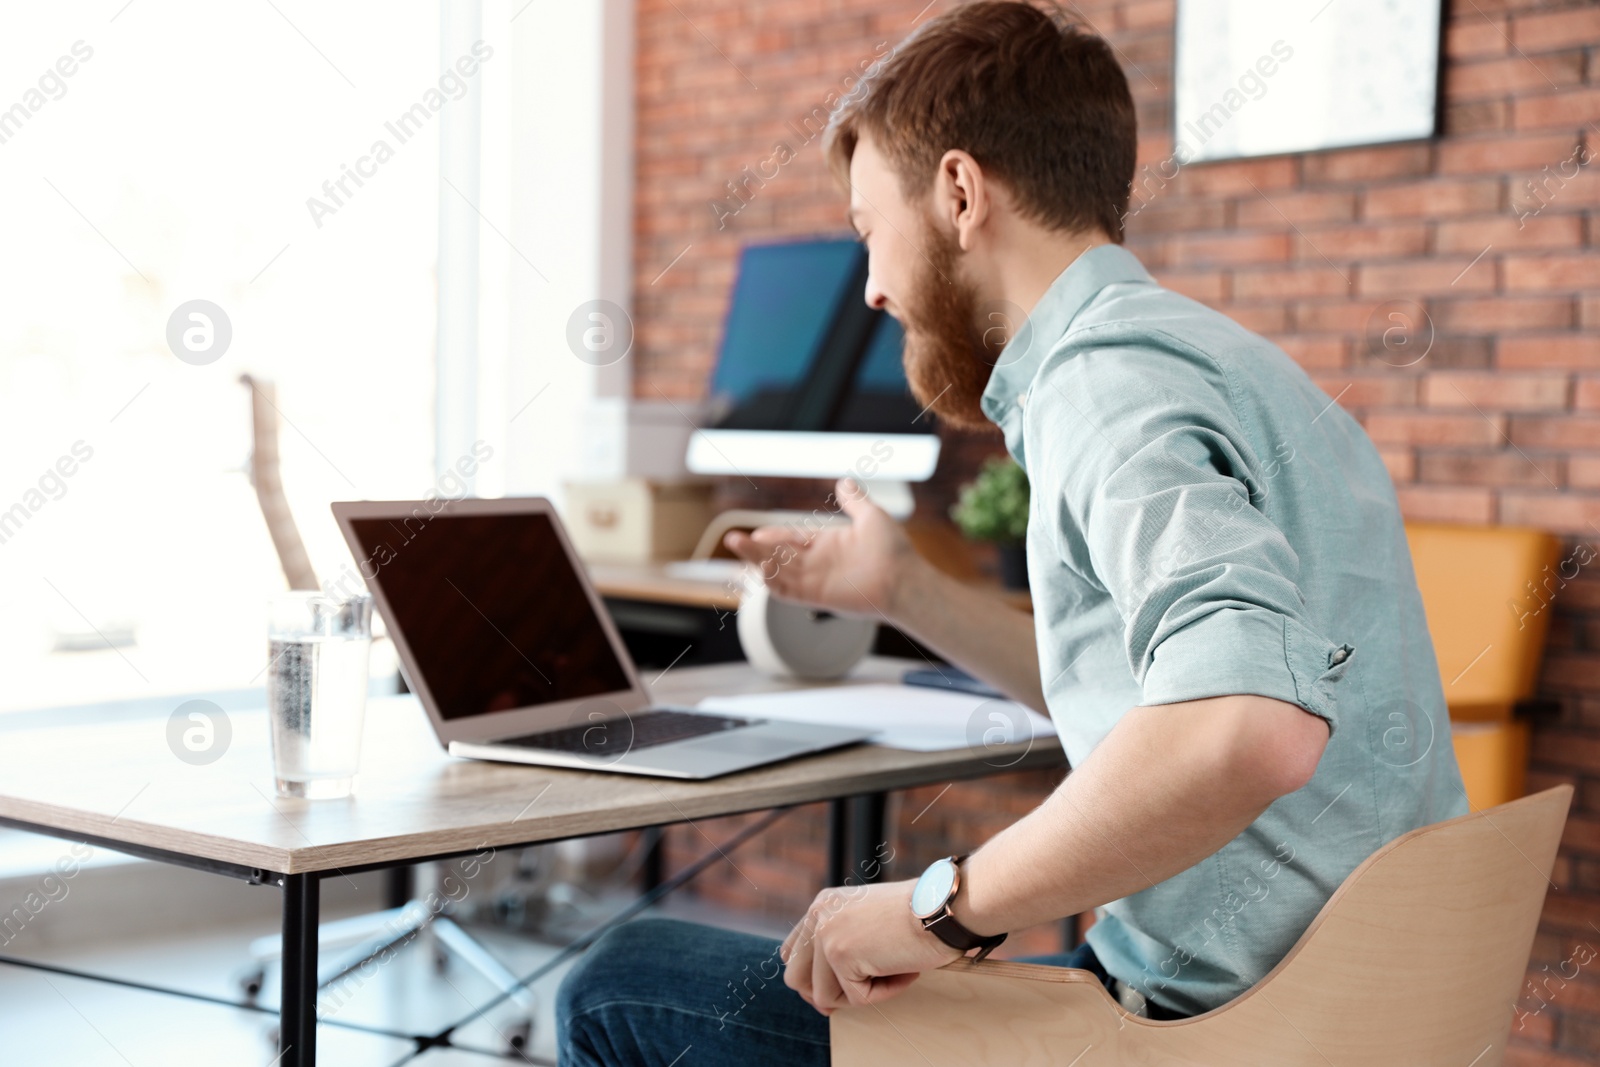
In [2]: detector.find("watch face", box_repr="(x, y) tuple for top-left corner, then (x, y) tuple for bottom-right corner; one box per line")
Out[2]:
(910, 857), (959, 919)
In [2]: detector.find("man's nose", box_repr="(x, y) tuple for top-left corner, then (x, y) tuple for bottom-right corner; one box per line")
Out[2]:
(864, 272), (888, 311)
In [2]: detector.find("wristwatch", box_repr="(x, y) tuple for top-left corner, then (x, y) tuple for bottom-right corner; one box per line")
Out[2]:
(910, 854), (1007, 960)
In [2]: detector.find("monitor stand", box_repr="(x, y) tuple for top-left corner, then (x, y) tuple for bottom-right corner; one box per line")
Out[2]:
(858, 479), (915, 520)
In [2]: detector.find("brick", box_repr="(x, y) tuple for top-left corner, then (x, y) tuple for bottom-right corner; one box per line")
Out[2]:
(1446, 53), (1586, 101)
(1359, 257), (1499, 296)
(1151, 268), (1227, 303)
(1123, 196), (1230, 234)
(1373, 335), (1495, 370)
(1365, 411), (1508, 446)
(1439, 134), (1585, 175)
(1394, 484), (1497, 523)
(1422, 371), (1570, 410)
(1136, 130), (1175, 164)
(1430, 296), (1574, 332)
(1510, 154), (1600, 217)
(1363, 178), (1504, 220)
(1443, 99), (1509, 136)
(1504, 492), (1600, 534)
(1120, 0), (1175, 31)
(1233, 265), (1353, 300)
(1167, 232), (1291, 267)
(1417, 449), (1564, 488)
(1292, 222), (1430, 261)
(1172, 156), (1297, 198)
(1516, 89), (1600, 132)
(1500, 335), (1600, 369)
(1510, 416), (1600, 450)
(1122, 234), (1170, 269)
(1235, 189), (1357, 228)
(1513, 7), (1600, 52)
(1294, 300), (1386, 334)
(1119, 32), (1173, 74)
(1446, 16), (1508, 60)
(1378, 445), (1416, 483)
(1435, 214), (1584, 254)
(1308, 374), (1419, 408)
(1536, 662), (1600, 703)
(1505, 253), (1600, 291)
(1269, 335), (1347, 369)
(1301, 143), (1432, 184)
(1505, 1044), (1600, 1067)
(1571, 455), (1600, 489)
(1225, 304), (1290, 334)
(1577, 378), (1600, 410)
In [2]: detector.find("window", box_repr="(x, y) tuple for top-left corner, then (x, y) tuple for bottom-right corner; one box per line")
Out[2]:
(0, 2), (513, 712)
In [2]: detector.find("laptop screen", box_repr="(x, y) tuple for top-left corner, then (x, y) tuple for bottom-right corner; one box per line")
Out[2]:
(347, 511), (633, 721)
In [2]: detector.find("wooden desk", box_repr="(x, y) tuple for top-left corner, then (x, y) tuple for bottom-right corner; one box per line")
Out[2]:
(590, 559), (1032, 615)
(0, 657), (1063, 1066)
(590, 561), (742, 612)
(589, 558), (1030, 676)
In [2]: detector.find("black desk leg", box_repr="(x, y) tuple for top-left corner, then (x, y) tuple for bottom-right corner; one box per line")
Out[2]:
(280, 873), (320, 1066)
(827, 799), (850, 886)
(640, 827), (665, 893)
(384, 865), (414, 910)
(849, 793), (889, 885)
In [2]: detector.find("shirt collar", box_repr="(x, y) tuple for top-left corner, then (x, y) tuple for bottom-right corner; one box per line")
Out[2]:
(979, 243), (1154, 463)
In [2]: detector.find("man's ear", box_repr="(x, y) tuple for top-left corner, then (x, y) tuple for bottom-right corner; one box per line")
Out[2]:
(933, 149), (988, 252)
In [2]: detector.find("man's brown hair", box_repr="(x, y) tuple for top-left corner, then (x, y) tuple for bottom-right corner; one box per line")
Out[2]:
(825, 1), (1137, 242)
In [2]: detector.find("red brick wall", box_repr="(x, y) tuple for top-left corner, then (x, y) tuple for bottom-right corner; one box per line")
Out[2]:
(635, 1), (1600, 1059)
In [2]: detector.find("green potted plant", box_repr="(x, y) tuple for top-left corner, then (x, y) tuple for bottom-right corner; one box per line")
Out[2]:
(950, 455), (1030, 590)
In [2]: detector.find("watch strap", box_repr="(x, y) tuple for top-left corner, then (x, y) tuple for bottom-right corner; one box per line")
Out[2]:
(924, 911), (1008, 959)
(920, 854), (1007, 960)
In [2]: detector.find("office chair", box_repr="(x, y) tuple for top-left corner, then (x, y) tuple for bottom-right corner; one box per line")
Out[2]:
(1405, 521), (1562, 809)
(832, 785), (1571, 1066)
(236, 375), (535, 1053)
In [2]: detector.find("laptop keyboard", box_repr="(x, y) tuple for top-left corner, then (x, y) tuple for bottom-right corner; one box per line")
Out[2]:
(497, 708), (757, 756)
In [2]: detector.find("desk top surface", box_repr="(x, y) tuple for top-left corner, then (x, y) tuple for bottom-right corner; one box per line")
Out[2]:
(0, 658), (1063, 875)
(589, 561), (744, 610)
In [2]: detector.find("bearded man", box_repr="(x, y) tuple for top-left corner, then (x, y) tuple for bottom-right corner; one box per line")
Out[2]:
(556, 4), (1467, 1063)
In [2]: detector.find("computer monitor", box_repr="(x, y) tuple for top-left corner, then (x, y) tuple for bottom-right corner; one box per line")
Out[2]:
(684, 237), (941, 500)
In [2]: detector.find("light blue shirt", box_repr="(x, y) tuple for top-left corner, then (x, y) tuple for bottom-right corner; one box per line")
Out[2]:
(982, 243), (1469, 1016)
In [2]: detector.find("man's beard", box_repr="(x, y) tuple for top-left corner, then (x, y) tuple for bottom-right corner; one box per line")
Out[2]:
(898, 218), (1007, 431)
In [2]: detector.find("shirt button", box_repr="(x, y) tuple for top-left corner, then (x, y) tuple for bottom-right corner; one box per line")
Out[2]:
(1330, 646), (1351, 666)
(1016, 391), (1028, 409)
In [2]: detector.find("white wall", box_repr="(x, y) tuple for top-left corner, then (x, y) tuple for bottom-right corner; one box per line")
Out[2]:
(503, 0), (636, 507)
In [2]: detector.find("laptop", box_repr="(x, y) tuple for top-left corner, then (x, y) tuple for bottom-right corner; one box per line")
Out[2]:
(330, 496), (872, 779)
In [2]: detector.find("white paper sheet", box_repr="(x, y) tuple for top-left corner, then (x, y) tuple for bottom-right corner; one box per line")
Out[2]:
(698, 684), (1056, 752)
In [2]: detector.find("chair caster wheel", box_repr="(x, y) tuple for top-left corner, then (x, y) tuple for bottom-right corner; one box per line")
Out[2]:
(504, 1017), (533, 1054)
(239, 966), (267, 1003)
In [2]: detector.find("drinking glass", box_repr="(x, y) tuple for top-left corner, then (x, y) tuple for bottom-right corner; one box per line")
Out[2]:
(266, 591), (372, 799)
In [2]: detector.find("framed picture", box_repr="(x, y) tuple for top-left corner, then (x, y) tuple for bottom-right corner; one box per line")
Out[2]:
(1172, 0), (1443, 163)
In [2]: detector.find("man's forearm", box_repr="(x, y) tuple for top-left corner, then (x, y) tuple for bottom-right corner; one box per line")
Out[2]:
(949, 695), (1327, 936)
(889, 556), (1046, 712)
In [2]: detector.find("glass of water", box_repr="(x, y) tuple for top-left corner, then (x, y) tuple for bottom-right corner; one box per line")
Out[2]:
(266, 591), (372, 799)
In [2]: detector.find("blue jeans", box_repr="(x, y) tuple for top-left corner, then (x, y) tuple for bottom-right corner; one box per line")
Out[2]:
(556, 917), (1117, 1067)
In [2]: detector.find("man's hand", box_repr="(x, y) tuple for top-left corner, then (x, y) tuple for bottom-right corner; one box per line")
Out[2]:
(724, 474), (1049, 710)
(723, 477), (921, 619)
(779, 879), (963, 1016)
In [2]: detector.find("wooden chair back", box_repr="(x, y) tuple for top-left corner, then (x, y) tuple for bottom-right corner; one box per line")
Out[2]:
(831, 785), (1571, 1066)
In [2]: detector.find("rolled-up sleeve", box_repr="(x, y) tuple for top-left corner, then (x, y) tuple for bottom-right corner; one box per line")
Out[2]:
(1032, 344), (1352, 735)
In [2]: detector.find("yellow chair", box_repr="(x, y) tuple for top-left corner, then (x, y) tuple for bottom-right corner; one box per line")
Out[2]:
(831, 786), (1571, 1066)
(1405, 522), (1563, 808)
